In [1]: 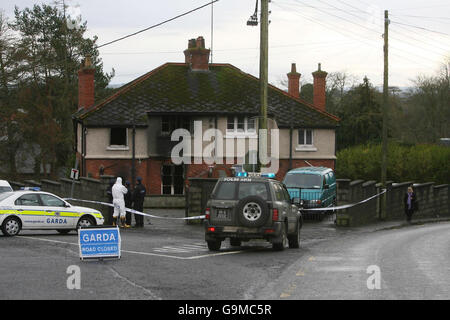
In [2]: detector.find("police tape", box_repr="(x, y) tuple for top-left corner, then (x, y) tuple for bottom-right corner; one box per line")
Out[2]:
(63, 198), (206, 220)
(300, 189), (387, 211)
(65, 188), (386, 219)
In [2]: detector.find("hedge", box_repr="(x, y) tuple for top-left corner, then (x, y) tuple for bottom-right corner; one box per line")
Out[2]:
(336, 142), (450, 185)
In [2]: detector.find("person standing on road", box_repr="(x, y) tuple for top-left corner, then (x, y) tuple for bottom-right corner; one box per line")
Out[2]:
(106, 178), (115, 225)
(124, 180), (133, 228)
(404, 186), (417, 223)
(112, 177), (128, 227)
(133, 177), (147, 228)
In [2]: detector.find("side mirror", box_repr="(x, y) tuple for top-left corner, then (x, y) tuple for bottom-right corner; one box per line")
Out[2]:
(291, 197), (303, 206)
(64, 203), (71, 208)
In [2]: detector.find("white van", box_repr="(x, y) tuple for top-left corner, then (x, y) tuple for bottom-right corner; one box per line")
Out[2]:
(0, 180), (13, 193)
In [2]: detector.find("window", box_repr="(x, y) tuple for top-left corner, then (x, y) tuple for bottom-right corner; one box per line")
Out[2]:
(214, 182), (236, 200)
(40, 194), (66, 207)
(227, 116), (256, 134)
(238, 183), (269, 200)
(15, 194), (41, 206)
(298, 129), (313, 145)
(110, 127), (127, 147)
(162, 164), (184, 195)
(161, 116), (191, 135)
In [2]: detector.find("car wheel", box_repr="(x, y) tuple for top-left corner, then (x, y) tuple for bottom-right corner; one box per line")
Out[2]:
(272, 222), (287, 251)
(2, 216), (21, 237)
(76, 216), (95, 230)
(288, 220), (301, 249)
(57, 229), (71, 235)
(207, 240), (222, 251)
(230, 239), (242, 247)
(236, 196), (269, 228)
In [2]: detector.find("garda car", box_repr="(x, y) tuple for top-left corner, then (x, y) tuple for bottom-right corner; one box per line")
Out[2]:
(0, 180), (13, 194)
(0, 189), (104, 236)
(204, 174), (302, 251)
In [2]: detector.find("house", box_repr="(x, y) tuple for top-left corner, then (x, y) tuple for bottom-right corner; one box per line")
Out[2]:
(72, 36), (339, 195)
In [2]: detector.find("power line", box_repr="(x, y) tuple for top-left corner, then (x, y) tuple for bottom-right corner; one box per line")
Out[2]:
(273, 2), (437, 69)
(95, 0), (219, 49)
(285, 0), (444, 64)
(390, 20), (450, 37)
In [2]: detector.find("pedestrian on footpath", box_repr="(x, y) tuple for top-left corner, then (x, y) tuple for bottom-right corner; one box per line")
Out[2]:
(112, 177), (128, 227)
(133, 176), (147, 228)
(124, 180), (133, 228)
(403, 186), (417, 223)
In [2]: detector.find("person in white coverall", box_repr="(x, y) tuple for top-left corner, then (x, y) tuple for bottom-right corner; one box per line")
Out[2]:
(112, 177), (130, 228)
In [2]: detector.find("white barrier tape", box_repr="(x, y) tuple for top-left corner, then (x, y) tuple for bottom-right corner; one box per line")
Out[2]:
(63, 198), (205, 220)
(300, 189), (387, 211)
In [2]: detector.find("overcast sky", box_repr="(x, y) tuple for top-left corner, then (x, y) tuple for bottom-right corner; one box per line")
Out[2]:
(4, 0), (450, 88)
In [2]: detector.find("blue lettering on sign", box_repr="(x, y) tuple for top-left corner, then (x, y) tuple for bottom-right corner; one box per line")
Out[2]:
(47, 218), (67, 224)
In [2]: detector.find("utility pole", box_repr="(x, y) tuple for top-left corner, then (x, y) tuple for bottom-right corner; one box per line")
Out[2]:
(381, 10), (389, 219)
(259, 0), (269, 170)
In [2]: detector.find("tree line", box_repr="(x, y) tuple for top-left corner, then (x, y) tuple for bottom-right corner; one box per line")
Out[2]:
(0, 3), (113, 180)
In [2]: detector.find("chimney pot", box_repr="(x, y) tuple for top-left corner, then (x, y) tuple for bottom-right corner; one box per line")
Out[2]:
(183, 36), (210, 71)
(287, 63), (301, 99)
(78, 57), (95, 111)
(312, 63), (328, 112)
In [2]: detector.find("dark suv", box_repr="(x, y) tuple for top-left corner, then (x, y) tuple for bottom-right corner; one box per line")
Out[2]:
(204, 176), (303, 251)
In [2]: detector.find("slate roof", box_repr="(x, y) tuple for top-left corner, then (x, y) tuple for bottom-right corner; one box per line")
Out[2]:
(74, 63), (339, 128)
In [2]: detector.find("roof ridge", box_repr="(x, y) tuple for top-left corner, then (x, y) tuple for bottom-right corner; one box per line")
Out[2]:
(219, 64), (340, 122)
(78, 62), (174, 120)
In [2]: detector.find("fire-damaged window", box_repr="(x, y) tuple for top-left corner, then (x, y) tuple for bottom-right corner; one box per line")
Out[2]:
(109, 127), (128, 147)
(161, 116), (191, 135)
(161, 164), (184, 195)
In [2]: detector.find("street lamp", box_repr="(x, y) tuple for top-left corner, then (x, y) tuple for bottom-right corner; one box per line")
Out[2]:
(247, 0), (258, 26)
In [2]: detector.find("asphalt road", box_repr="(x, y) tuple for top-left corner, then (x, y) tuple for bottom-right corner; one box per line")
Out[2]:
(258, 221), (450, 300)
(1, 211), (449, 300)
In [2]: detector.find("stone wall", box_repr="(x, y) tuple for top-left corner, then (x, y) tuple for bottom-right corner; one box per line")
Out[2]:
(336, 179), (450, 227)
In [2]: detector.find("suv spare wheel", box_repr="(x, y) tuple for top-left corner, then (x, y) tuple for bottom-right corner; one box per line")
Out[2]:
(236, 196), (270, 228)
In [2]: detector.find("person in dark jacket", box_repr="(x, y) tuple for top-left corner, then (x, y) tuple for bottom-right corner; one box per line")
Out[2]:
(106, 178), (115, 225)
(133, 177), (147, 228)
(403, 186), (417, 223)
(124, 180), (133, 228)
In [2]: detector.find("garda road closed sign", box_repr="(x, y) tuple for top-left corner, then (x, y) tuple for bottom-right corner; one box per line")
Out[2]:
(78, 226), (121, 260)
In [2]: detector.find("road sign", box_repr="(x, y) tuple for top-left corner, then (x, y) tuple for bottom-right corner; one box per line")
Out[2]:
(78, 226), (121, 260)
(70, 168), (79, 180)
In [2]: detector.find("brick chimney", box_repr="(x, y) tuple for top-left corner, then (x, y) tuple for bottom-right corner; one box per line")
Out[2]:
(78, 57), (95, 111)
(312, 63), (328, 112)
(183, 36), (210, 71)
(287, 63), (301, 98)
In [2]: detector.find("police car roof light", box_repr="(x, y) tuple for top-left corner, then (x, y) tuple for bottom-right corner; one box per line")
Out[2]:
(235, 172), (248, 177)
(20, 187), (41, 191)
(261, 173), (276, 178)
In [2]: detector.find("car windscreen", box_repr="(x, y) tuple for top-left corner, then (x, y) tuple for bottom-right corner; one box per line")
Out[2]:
(238, 182), (269, 200)
(0, 186), (13, 193)
(283, 173), (322, 189)
(213, 182), (236, 200)
(0, 192), (14, 202)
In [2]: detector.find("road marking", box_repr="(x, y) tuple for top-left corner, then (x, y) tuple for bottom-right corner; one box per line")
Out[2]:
(296, 269), (305, 276)
(17, 236), (245, 260)
(315, 266), (365, 272)
(280, 283), (297, 299)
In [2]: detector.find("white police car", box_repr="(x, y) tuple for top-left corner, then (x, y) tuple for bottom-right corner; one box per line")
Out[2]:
(0, 189), (104, 236)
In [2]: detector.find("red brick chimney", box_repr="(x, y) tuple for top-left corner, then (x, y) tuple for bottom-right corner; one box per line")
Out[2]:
(183, 36), (210, 71)
(78, 57), (95, 111)
(312, 63), (327, 112)
(287, 63), (301, 98)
